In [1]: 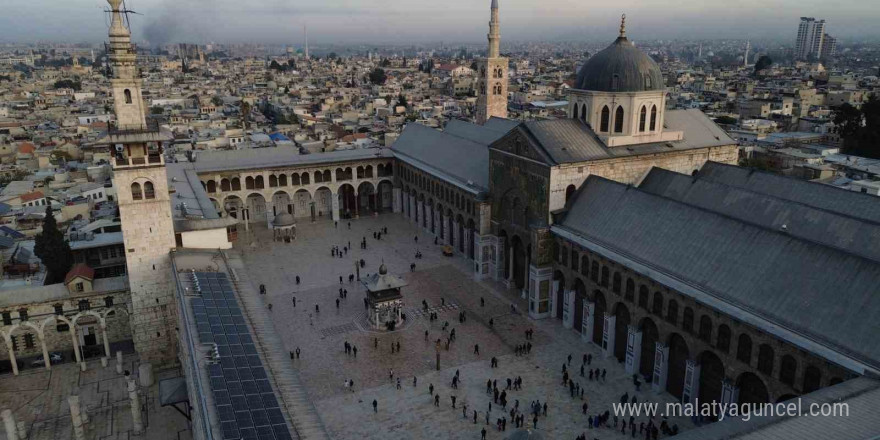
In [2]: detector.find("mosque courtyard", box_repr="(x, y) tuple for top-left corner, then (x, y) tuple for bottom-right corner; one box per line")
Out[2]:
(237, 214), (695, 439)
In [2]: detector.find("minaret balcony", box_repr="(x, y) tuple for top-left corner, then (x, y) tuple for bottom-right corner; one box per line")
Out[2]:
(112, 154), (164, 169)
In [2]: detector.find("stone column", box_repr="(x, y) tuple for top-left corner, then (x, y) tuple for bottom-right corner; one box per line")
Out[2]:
(527, 265), (552, 319)
(2, 409), (18, 440)
(68, 395), (86, 440)
(5, 339), (18, 376)
(625, 325), (642, 375)
(582, 301), (595, 343)
(331, 194), (340, 222)
(494, 237), (506, 281)
(70, 326), (82, 365)
(602, 314), (616, 358)
(102, 324), (111, 360)
(409, 195), (416, 223)
(116, 351), (124, 374)
(39, 332), (51, 371)
(452, 221), (459, 252)
(392, 187), (401, 213)
(127, 377), (144, 434)
(562, 290), (574, 329)
(652, 342), (669, 393)
(682, 359), (701, 405)
(720, 379), (739, 415)
(443, 218), (451, 245)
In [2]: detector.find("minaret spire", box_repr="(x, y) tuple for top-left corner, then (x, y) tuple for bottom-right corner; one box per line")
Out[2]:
(619, 14), (627, 39)
(487, 0), (500, 58)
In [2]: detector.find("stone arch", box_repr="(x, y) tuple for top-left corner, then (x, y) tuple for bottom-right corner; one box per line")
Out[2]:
(245, 176), (255, 190)
(699, 315), (713, 342)
(231, 177), (241, 191)
(124, 89), (132, 104)
(650, 105), (658, 131)
(292, 188), (314, 218)
(301, 172), (310, 185)
(736, 372), (769, 404)
(314, 170), (325, 183)
(803, 365), (822, 393)
(698, 350), (725, 413)
(220, 178), (231, 192)
(613, 302), (630, 362)
(271, 190), (292, 216)
(757, 344), (774, 376)
(572, 278), (587, 333)
(638, 285), (649, 309)
(682, 307), (694, 333)
(737, 333), (753, 365)
(322, 170), (331, 182)
(365, 165), (373, 178)
(223, 195), (244, 219)
(592, 290), (606, 345)
(206, 180), (217, 193)
(338, 183), (356, 217)
(666, 299), (679, 324)
(600, 106), (610, 132)
(652, 291), (663, 315)
(625, 278), (634, 301)
(779, 354), (797, 386)
(358, 181), (377, 214)
(269, 174), (278, 187)
(278, 174), (288, 186)
(565, 184), (576, 204)
(638, 317), (659, 378)
(581, 104), (587, 123)
(612, 272), (621, 294)
(143, 180), (155, 199)
(717, 324), (731, 353)
(614, 105), (625, 133)
(291, 173), (301, 186)
(131, 182), (142, 200)
(254, 175), (265, 189)
(666, 332), (690, 399)
(572, 104), (579, 119)
(377, 180), (394, 212)
(313, 187), (332, 218)
(553, 270), (566, 320)
(246, 193), (267, 223)
(639, 105), (647, 132)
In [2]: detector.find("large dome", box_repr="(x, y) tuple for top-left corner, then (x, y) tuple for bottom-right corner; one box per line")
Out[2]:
(575, 20), (663, 93)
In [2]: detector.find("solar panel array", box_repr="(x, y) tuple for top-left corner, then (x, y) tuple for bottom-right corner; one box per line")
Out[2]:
(191, 272), (293, 440)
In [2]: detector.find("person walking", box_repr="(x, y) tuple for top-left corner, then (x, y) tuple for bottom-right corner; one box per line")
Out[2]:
(451, 395), (457, 408)
(413, 376), (417, 387)
(434, 394), (440, 407)
(372, 399), (377, 413)
(292, 296), (296, 307)
(353, 346), (357, 358)
(481, 427), (486, 440)
(396, 378), (401, 390)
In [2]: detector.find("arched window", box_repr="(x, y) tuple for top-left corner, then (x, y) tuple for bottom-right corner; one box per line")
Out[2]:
(565, 184), (576, 203)
(682, 307), (694, 332)
(638, 286), (649, 309)
(581, 258), (589, 277)
(699, 315), (712, 342)
(612, 273), (621, 294)
(737, 334), (753, 364)
(666, 300), (678, 324)
(581, 104), (587, 122)
(570, 250), (578, 270)
(639, 106), (647, 132)
(650, 105), (658, 131)
(779, 355), (796, 385)
(600, 106), (610, 132)
(206, 180), (216, 193)
(625, 278), (634, 301)
(717, 325), (731, 353)
(590, 261), (599, 283)
(291, 174), (301, 186)
(231, 178), (241, 191)
(645, 75), (653, 89)
(254, 176), (264, 189)
(220, 179), (231, 192)
(124, 89), (132, 104)
(600, 267), (609, 287)
(614, 106), (625, 133)
(573, 105), (579, 120)
(611, 74), (619, 91)
(131, 182), (142, 201)
(652, 292), (663, 315)
(143, 181), (155, 199)
(758, 344), (774, 375)
(269, 175), (278, 187)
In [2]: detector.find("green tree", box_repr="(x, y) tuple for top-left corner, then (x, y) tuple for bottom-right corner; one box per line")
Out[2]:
(753, 55), (773, 75)
(150, 106), (164, 115)
(369, 68), (387, 85)
(53, 79), (81, 91)
(269, 60), (284, 71)
(833, 103), (863, 138)
(397, 94), (408, 109)
(835, 94), (880, 158)
(714, 116), (738, 125)
(211, 96), (223, 106)
(34, 207), (73, 284)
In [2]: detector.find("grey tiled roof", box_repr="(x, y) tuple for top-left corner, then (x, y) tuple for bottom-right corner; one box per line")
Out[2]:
(190, 147), (393, 173)
(392, 123), (491, 192)
(639, 167), (880, 263)
(518, 109), (735, 165)
(673, 377), (880, 440)
(444, 118), (513, 145)
(557, 175), (880, 371)
(698, 161), (880, 224)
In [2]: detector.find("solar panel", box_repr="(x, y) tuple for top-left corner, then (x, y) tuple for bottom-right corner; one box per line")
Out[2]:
(190, 272), (292, 440)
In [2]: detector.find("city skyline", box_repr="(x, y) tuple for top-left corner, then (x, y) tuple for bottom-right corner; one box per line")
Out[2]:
(1, 0), (879, 45)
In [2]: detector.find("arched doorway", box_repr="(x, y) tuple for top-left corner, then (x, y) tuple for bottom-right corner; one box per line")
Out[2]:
(467, 219), (476, 260)
(293, 189), (313, 219)
(223, 195), (243, 219)
(698, 350), (725, 417)
(638, 317), (659, 378)
(245, 193), (266, 223)
(511, 235), (526, 289)
(736, 372), (769, 405)
(613, 302), (630, 363)
(338, 184), (356, 218)
(667, 333), (690, 399)
(377, 181), (394, 212)
(573, 278), (586, 333)
(358, 182), (376, 214)
(498, 229), (508, 278)
(447, 209), (455, 247)
(553, 271), (565, 320)
(457, 215), (465, 253)
(314, 187), (331, 219)
(592, 290), (606, 345)
(271, 191), (291, 216)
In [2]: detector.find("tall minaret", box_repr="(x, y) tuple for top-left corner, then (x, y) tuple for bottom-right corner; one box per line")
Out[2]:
(475, 0), (508, 125)
(104, 0), (179, 368)
(744, 41), (751, 67)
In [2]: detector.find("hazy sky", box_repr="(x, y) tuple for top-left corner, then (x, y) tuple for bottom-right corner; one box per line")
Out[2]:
(2, 0), (878, 45)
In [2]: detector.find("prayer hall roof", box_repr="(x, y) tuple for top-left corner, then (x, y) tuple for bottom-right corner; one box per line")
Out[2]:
(574, 17), (664, 93)
(554, 174), (880, 374)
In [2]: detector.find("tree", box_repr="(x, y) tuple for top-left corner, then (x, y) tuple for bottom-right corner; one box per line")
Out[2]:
(714, 116), (738, 125)
(150, 106), (164, 115)
(369, 68), (387, 85)
(397, 94), (408, 109)
(834, 94), (880, 158)
(211, 96), (223, 106)
(833, 103), (863, 138)
(753, 56), (772, 75)
(34, 207), (73, 284)
(53, 79), (81, 91)
(269, 60), (284, 71)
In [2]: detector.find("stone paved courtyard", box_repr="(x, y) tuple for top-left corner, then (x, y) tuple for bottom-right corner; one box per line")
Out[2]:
(238, 214), (695, 439)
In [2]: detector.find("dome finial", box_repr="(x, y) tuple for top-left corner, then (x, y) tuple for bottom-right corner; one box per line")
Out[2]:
(619, 14), (627, 39)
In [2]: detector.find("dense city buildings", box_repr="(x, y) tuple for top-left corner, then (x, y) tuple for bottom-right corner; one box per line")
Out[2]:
(0, 1), (878, 439)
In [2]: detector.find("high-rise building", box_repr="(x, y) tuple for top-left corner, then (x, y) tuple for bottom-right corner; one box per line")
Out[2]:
(795, 17), (826, 59)
(821, 34), (837, 58)
(475, 0), (508, 125)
